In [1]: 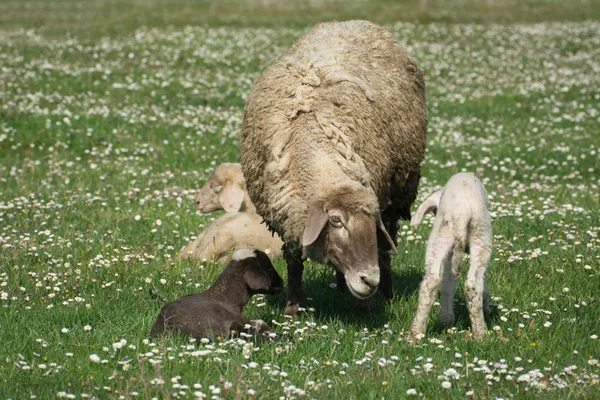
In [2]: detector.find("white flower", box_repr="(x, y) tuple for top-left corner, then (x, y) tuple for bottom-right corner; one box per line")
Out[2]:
(406, 388), (417, 395)
(84, 325), (92, 331)
(155, 219), (162, 226)
(61, 328), (69, 333)
(441, 381), (451, 389)
(89, 354), (101, 363)
(134, 215), (141, 221)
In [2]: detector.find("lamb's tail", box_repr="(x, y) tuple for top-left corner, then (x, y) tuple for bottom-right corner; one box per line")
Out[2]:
(449, 217), (470, 278)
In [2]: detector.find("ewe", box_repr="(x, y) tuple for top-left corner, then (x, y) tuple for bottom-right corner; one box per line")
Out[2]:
(240, 20), (427, 315)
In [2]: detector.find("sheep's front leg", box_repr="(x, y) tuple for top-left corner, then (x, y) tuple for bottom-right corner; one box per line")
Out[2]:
(284, 247), (305, 316)
(408, 241), (451, 343)
(335, 270), (347, 292)
(465, 244), (491, 340)
(377, 211), (398, 299)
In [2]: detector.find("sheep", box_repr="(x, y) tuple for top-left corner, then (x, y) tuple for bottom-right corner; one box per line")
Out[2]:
(194, 163), (255, 213)
(240, 20), (427, 315)
(151, 249), (283, 342)
(179, 163), (284, 263)
(407, 172), (492, 342)
(179, 211), (284, 263)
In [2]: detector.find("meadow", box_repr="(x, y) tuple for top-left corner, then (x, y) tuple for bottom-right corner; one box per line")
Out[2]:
(0, 1), (599, 399)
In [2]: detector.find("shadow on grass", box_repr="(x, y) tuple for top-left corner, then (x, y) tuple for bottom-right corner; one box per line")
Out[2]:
(427, 288), (502, 335)
(264, 266), (424, 328)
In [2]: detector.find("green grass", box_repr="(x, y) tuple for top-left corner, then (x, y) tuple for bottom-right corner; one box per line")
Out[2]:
(1, 0), (600, 38)
(1, 2), (599, 399)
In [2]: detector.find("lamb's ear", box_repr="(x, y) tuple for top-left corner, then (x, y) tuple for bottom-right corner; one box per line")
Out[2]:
(219, 182), (244, 212)
(410, 189), (443, 226)
(244, 260), (271, 292)
(377, 218), (397, 254)
(302, 202), (329, 247)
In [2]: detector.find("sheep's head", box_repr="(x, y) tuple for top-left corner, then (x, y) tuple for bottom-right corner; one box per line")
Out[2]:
(195, 163), (246, 213)
(301, 183), (397, 299)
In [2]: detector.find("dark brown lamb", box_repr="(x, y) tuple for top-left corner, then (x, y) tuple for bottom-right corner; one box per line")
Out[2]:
(151, 249), (283, 341)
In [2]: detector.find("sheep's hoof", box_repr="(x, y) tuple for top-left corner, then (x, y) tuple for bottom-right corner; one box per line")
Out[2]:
(354, 296), (377, 313)
(284, 303), (305, 317)
(437, 313), (455, 327)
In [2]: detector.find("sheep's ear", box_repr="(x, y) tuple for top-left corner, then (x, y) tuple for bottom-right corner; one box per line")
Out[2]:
(377, 218), (397, 254)
(302, 202), (329, 247)
(219, 182), (244, 212)
(244, 260), (271, 292)
(410, 189), (443, 226)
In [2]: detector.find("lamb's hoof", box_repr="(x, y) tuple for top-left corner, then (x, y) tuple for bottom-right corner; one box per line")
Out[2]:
(407, 329), (425, 346)
(354, 296), (377, 313)
(470, 325), (488, 341)
(284, 303), (305, 317)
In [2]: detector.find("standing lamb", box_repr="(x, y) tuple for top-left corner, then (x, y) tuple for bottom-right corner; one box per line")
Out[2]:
(407, 172), (492, 342)
(179, 163), (284, 262)
(152, 249), (283, 341)
(240, 20), (427, 315)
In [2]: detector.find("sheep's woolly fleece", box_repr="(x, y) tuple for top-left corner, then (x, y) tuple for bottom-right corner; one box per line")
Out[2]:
(240, 20), (427, 247)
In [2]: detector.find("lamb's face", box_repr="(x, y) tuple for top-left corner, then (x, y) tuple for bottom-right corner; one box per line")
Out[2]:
(195, 164), (245, 213)
(233, 249), (284, 296)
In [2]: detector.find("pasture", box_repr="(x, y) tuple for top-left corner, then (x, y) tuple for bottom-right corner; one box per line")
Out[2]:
(0, 1), (598, 398)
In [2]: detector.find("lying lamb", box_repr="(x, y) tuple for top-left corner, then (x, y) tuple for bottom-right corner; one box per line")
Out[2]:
(179, 163), (284, 263)
(408, 172), (492, 342)
(151, 249), (283, 342)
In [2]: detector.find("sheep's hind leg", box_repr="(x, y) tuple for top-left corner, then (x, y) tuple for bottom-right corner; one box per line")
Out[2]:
(465, 243), (492, 340)
(284, 247), (305, 316)
(408, 240), (452, 343)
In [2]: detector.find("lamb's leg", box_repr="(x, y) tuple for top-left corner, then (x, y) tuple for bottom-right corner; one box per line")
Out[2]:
(408, 240), (452, 343)
(437, 258), (457, 327)
(438, 241), (464, 326)
(465, 243), (492, 340)
(483, 276), (491, 315)
(284, 246), (305, 316)
(230, 319), (276, 342)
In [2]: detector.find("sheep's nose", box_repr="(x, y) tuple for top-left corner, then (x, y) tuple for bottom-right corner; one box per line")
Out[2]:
(195, 199), (200, 205)
(360, 273), (378, 290)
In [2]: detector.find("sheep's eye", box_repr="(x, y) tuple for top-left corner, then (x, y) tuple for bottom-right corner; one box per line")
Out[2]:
(329, 215), (343, 227)
(210, 183), (222, 192)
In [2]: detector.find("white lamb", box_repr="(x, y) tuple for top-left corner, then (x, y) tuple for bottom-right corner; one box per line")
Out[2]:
(408, 172), (492, 342)
(179, 163), (283, 263)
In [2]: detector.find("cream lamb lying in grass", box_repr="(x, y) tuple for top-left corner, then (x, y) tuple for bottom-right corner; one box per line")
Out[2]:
(408, 172), (492, 342)
(179, 163), (284, 263)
